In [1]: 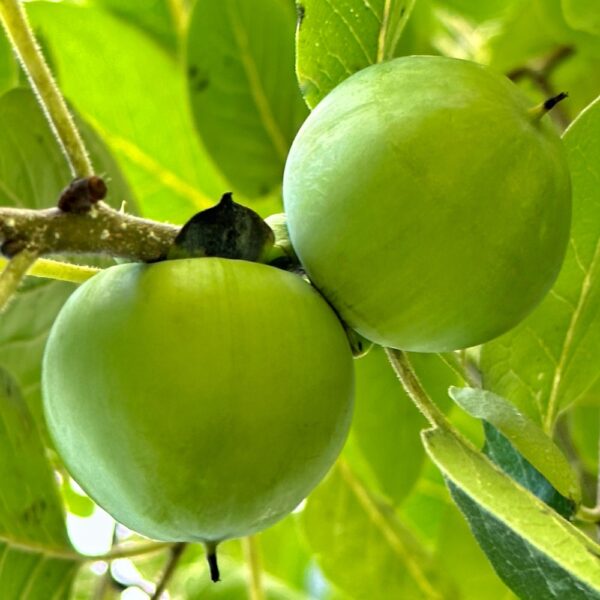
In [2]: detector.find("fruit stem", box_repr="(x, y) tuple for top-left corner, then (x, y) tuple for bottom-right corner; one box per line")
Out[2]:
(528, 92), (569, 122)
(385, 348), (456, 433)
(205, 541), (220, 582)
(0, 0), (93, 177)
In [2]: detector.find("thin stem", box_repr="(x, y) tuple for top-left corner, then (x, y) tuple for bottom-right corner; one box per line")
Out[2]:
(0, 533), (172, 562)
(151, 542), (187, 599)
(0, 256), (99, 284)
(0, 248), (37, 311)
(577, 505), (600, 523)
(99, 541), (173, 562)
(385, 348), (454, 432)
(0, 0), (93, 177)
(242, 536), (265, 600)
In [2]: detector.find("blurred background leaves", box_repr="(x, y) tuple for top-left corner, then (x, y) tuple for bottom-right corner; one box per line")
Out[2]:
(0, 0), (599, 598)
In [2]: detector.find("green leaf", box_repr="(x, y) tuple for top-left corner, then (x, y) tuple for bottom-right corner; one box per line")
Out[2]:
(434, 0), (519, 22)
(423, 427), (600, 599)
(300, 460), (456, 600)
(483, 423), (576, 518)
(567, 405), (600, 475)
(28, 2), (227, 223)
(257, 516), (314, 595)
(399, 460), (517, 598)
(533, 0), (600, 58)
(0, 29), (18, 96)
(186, 0), (308, 198)
(349, 348), (458, 505)
(562, 0), (600, 36)
(0, 86), (130, 596)
(485, 1), (557, 73)
(0, 87), (131, 427)
(0, 367), (79, 598)
(60, 479), (95, 519)
(449, 387), (580, 504)
(92, 0), (180, 52)
(480, 95), (600, 431)
(169, 550), (310, 599)
(296, 0), (416, 108)
(0, 545), (77, 600)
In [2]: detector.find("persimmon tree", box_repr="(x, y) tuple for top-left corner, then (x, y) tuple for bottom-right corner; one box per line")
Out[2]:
(0, 1), (599, 599)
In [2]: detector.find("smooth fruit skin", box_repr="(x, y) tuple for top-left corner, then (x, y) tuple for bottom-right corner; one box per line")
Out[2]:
(283, 56), (571, 352)
(42, 258), (354, 542)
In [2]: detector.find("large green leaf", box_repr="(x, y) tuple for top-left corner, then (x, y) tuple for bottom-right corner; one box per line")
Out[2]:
(480, 96), (600, 431)
(0, 86), (132, 595)
(482, 423), (576, 519)
(533, 0), (600, 57)
(28, 1), (226, 223)
(348, 348), (458, 505)
(300, 460), (456, 600)
(424, 427), (600, 599)
(399, 460), (517, 599)
(0, 29), (18, 95)
(562, 0), (600, 36)
(172, 557), (310, 599)
(296, 0), (416, 108)
(449, 387), (580, 504)
(0, 367), (79, 598)
(92, 0), (180, 53)
(186, 0), (308, 198)
(0, 87), (130, 426)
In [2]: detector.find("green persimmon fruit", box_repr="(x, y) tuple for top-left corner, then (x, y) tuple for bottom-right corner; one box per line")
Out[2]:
(42, 258), (354, 542)
(283, 55), (572, 352)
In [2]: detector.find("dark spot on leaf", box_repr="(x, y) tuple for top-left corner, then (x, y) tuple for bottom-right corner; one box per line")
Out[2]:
(21, 498), (47, 524)
(400, 6), (406, 17)
(194, 78), (209, 92)
(188, 65), (210, 93)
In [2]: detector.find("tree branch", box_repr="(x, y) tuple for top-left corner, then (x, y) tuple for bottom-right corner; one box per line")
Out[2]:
(0, 202), (179, 263)
(151, 542), (187, 599)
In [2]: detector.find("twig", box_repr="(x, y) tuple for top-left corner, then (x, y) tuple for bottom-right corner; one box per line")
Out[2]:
(0, 203), (179, 262)
(0, 0), (93, 177)
(242, 536), (265, 600)
(0, 533), (172, 562)
(0, 248), (37, 311)
(508, 45), (575, 130)
(151, 542), (187, 599)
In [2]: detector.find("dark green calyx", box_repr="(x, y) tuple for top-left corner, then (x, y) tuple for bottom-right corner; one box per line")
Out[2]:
(167, 192), (274, 262)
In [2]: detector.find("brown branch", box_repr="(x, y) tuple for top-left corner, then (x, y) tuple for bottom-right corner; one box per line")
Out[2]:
(151, 542), (187, 599)
(0, 202), (179, 263)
